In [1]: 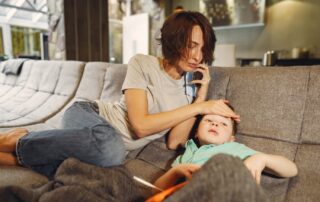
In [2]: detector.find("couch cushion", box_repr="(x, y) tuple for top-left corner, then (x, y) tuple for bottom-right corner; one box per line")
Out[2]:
(209, 66), (309, 143)
(236, 134), (296, 200)
(0, 60), (84, 127)
(136, 140), (177, 169)
(34, 62), (127, 129)
(301, 67), (320, 143)
(207, 66), (232, 99)
(100, 63), (127, 102)
(236, 135), (297, 162)
(0, 61), (33, 100)
(0, 61), (18, 87)
(260, 175), (289, 202)
(41, 62), (118, 129)
(286, 144), (320, 202)
(125, 159), (165, 198)
(125, 159), (165, 185)
(73, 62), (108, 101)
(125, 136), (177, 183)
(0, 85), (13, 98)
(0, 73), (17, 96)
(1, 59), (27, 75)
(74, 62), (127, 102)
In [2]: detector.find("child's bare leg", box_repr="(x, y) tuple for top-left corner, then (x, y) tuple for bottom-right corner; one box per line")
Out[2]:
(0, 152), (19, 166)
(0, 128), (28, 152)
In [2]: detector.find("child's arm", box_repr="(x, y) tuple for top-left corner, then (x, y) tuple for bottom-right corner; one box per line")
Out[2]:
(244, 153), (298, 184)
(154, 164), (200, 190)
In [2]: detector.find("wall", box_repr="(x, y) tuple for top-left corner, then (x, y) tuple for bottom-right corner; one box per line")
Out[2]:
(172, 0), (199, 12)
(172, 0), (320, 59)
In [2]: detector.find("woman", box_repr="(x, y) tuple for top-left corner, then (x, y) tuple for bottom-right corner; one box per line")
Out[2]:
(0, 11), (239, 178)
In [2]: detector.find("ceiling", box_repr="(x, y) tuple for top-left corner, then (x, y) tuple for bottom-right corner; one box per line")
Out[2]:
(0, 0), (48, 30)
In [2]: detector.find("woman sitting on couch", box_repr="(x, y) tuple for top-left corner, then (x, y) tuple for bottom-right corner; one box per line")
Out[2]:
(0, 11), (239, 178)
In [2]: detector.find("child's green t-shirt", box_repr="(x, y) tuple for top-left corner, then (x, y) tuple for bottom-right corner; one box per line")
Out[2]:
(172, 139), (257, 166)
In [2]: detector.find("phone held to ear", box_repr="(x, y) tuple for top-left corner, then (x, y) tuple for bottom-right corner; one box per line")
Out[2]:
(185, 72), (199, 98)
(185, 71), (203, 84)
(192, 71), (203, 81)
(192, 63), (206, 81)
(185, 64), (206, 97)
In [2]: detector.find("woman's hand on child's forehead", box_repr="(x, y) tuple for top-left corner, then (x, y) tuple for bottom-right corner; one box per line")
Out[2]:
(199, 99), (240, 122)
(203, 114), (231, 125)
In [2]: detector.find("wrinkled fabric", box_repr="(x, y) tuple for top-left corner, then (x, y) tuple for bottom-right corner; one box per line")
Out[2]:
(0, 158), (142, 202)
(166, 154), (269, 202)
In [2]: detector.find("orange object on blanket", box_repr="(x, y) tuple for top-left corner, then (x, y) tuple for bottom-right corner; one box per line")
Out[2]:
(146, 181), (187, 202)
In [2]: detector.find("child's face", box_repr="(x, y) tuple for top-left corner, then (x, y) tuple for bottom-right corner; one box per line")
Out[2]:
(196, 114), (235, 146)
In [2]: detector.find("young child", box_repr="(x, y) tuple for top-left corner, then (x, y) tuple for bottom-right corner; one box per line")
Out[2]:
(153, 114), (298, 190)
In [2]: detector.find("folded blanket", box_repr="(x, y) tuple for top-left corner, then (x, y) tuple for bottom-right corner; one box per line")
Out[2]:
(0, 158), (144, 202)
(2, 59), (28, 75)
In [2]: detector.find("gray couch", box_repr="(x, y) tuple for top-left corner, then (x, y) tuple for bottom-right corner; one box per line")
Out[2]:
(0, 59), (319, 202)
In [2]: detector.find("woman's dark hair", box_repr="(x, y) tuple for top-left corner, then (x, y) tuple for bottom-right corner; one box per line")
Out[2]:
(160, 11), (216, 65)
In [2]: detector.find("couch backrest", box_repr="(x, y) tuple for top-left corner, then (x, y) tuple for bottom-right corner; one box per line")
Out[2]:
(300, 67), (320, 143)
(209, 66), (309, 143)
(44, 62), (127, 129)
(0, 61), (33, 100)
(121, 65), (320, 202)
(74, 62), (127, 102)
(0, 61), (18, 86)
(0, 60), (85, 127)
(208, 65), (320, 201)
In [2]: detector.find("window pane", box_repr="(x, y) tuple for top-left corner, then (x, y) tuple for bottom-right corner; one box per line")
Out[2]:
(11, 26), (43, 59)
(0, 28), (4, 56)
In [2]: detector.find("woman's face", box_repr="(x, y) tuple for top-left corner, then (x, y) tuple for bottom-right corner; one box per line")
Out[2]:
(176, 25), (204, 73)
(196, 114), (235, 146)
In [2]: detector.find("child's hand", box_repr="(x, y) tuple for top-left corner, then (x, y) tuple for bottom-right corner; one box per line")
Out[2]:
(171, 164), (201, 180)
(154, 164), (200, 190)
(243, 153), (267, 184)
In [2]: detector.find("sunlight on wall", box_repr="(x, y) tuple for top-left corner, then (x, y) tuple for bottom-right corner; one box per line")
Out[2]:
(254, 0), (320, 57)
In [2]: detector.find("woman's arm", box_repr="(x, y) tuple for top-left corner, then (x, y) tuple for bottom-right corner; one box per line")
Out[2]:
(167, 118), (196, 150)
(125, 89), (198, 138)
(125, 90), (239, 138)
(244, 153), (298, 184)
(154, 164), (200, 190)
(167, 65), (211, 150)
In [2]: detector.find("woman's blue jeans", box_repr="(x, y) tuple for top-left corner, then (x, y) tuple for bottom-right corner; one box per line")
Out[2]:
(16, 101), (125, 178)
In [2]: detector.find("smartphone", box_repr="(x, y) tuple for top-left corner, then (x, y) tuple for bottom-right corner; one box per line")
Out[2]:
(192, 71), (203, 81)
(185, 72), (200, 97)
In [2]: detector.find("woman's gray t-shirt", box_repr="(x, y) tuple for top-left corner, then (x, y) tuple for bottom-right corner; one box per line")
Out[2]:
(96, 54), (194, 151)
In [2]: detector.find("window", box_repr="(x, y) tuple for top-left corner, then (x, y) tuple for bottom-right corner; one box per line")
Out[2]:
(0, 27), (4, 59)
(11, 26), (43, 59)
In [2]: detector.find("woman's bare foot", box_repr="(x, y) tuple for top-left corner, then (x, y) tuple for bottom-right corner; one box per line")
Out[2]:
(0, 152), (19, 166)
(0, 128), (28, 152)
